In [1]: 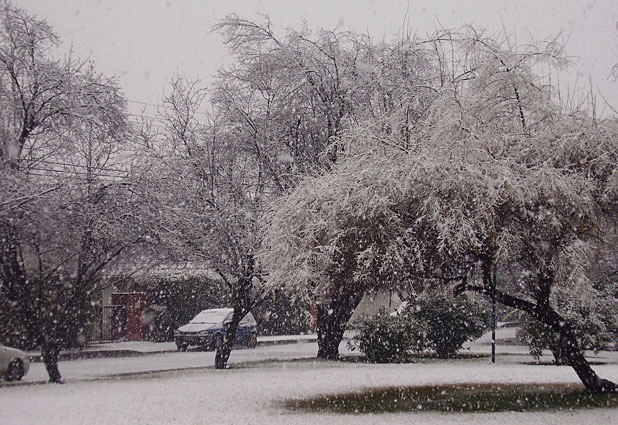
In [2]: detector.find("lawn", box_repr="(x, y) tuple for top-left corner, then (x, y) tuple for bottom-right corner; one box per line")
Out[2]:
(286, 382), (618, 413)
(2, 355), (618, 425)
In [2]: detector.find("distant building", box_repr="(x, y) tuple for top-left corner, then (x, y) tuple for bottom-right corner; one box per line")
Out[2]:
(349, 290), (404, 325)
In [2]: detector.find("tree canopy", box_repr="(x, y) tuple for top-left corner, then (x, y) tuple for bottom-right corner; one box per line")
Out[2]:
(260, 28), (618, 392)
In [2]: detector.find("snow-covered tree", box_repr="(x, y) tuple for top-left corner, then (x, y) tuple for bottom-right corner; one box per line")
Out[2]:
(213, 14), (436, 180)
(0, 2), (135, 383)
(0, 2), (126, 169)
(217, 15), (437, 358)
(214, 14), (369, 178)
(134, 76), (273, 369)
(261, 146), (414, 358)
(261, 28), (618, 392)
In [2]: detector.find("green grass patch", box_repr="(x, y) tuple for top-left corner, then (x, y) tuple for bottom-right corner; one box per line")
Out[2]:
(284, 383), (618, 413)
(522, 361), (607, 366)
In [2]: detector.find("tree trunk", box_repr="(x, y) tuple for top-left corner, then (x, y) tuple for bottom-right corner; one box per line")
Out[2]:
(316, 287), (364, 360)
(539, 308), (617, 393)
(41, 342), (63, 384)
(214, 306), (243, 370)
(506, 296), (616, 393)
(214, 257), (259, 370)
(458, 290), (617, 393)
(549, 333), (569, 365)
(457, 256), (617, 394)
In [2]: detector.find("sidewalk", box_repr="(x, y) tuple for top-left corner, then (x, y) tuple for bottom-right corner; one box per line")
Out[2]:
(27, 334), (318, 362)
(27, 327), (618, 365)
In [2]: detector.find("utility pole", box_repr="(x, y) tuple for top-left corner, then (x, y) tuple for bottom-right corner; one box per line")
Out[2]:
(491, 265), (497, 363)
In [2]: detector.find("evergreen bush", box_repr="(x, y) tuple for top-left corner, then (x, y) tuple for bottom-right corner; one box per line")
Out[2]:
(352, 308), (421, 363)
(404, 295), (489, 358)
(352, 294), (488, 362)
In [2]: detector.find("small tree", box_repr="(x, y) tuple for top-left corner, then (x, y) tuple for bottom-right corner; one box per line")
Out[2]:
(135, 77), (271, 369)
(0, 176), (140, 383)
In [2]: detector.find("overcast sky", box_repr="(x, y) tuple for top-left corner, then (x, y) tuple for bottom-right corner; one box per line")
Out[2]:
(18, 0), (618, 116)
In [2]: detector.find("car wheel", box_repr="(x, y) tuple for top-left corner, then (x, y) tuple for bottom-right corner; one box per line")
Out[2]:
(176, 342), (188, 352)
(6, 359), (24, 382)
(248, 333), (257, 349)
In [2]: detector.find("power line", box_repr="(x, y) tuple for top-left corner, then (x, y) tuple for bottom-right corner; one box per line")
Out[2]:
(127, 99), (211, 117)
(128, 99), (162, 109)
(29, 165), (130, 175)
(33, 159), (131, 172)
(127, 112), (160, 121)
(24, 170), (129, 182)
(27, 166), (128, 176)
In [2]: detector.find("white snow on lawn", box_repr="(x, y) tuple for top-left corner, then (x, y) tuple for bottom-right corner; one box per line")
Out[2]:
(20, 342), (324, 384)
(3, 351), (618, 425)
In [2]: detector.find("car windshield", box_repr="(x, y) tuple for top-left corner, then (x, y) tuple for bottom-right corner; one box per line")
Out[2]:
(190, 310), (229, 324)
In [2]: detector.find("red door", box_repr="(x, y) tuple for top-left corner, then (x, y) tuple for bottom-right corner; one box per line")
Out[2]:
(111, 293), (148, 341)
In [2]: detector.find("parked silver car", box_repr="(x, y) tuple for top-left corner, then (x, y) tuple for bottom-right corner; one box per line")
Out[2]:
(174, 308), (257, 351)
(0, 343), (30, 381)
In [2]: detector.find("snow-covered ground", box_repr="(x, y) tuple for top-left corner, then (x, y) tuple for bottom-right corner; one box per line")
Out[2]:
(12, 327), (585, 385)
(18, 342), (326, 384)
(2, 348), (618, 425)
(3, 329), (618, 424)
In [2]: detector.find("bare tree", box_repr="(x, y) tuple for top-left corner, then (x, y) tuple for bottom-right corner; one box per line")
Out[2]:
(0, 2), (135, 383)
(134, 77), (271, 369)
(0, 3), (125, 170)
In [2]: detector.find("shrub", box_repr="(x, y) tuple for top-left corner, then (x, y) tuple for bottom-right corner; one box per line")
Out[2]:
(404, 294), (489, 358)
(134, 275), (227, 341)
(352, 294), (488, 362)
(351, 308), (422, 363)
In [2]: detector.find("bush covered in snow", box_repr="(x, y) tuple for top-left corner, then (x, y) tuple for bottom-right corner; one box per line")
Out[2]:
(353, 294), (489, 362)
(402, 294), (489, 358)
(352, 309), (421, 363)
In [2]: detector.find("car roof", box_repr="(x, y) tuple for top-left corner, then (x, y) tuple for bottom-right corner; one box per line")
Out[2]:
(197, 308), (255, 320)
(200, 308), (234, 314)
